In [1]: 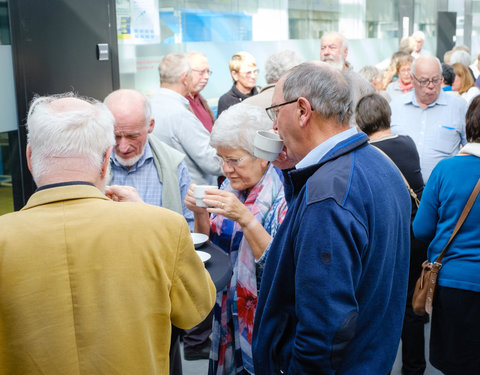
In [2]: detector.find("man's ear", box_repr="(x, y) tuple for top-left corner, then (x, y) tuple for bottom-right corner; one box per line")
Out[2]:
(181, 72), (189, 86)
(297, 97), (313, 128)
(100, 147), (112, 179)
(147, 118), (155, 134)
(26, 144), (33, 174)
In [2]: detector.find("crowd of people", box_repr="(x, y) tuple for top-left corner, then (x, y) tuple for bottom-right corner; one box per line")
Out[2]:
(1, 30), (480, 375)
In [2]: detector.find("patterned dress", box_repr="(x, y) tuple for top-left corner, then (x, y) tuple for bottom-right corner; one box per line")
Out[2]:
(208, 164), (287, 375)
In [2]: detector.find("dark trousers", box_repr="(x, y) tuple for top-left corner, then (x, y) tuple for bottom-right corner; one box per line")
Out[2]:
(430, 285), (480, 375)
(401, 303), (428, 375)
(401, 235), (428, 375)
(170, 326), (183, 375)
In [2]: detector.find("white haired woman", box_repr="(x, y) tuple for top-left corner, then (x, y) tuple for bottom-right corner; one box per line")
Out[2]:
(184, 103), (287, 375)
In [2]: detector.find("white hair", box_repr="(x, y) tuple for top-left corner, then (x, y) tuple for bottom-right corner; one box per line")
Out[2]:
(265, 50), (304, 84)
(450, 50), (472, 66)
(27, 93), (115, 182)
(412, 30), (425, 41)
(210, 103), (273, 155)
(358, 65), (382, 84)
(159, 53), (190, 85)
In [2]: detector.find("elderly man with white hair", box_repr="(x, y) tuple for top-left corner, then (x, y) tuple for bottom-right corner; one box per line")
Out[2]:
(104, 89), (193, 230)
(320, 32), (375, 126)
(150, 53), (223, 186)
(0, 93), (216, 374)
(186, 51), (215, 132)
(320, 31), (351, 71)
(411, 30), (430, 58)
(253, 61), (411, 375)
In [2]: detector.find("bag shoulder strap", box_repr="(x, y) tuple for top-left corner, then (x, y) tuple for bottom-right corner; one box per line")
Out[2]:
(435, 176), (480, 264)
(372, 145), (420, 208)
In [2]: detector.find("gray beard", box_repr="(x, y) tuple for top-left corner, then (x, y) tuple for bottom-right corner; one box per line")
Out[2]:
(321, 56), (345, 71)
(115, 145), (146, 168)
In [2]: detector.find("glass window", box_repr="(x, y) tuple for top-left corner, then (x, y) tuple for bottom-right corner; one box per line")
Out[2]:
(473, 0), (480, 62)
(116, 0), (400, 106)
(0, 131), (15, 215)
(0, 0), (11, 45)
(366, 0), (399, 38)
(0, 0), (16, 214)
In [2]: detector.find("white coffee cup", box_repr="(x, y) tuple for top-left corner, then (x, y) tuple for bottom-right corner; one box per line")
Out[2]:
(193, 185), (217, 207)
(253, 130), (284, 162)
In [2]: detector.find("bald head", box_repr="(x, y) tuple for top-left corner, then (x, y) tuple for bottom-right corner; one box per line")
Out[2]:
(411, 55), (443, 107)
(104, 89), (154, 167)
(48, 96), (93, 113)
(104, 89), (150, 124)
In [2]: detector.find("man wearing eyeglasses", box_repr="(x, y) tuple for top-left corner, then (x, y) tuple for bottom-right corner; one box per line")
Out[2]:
(390, 55), (467, 182)
(186, 52), (215, 133)
(150, 53), (223, 186)
(253, 62), (411, 375)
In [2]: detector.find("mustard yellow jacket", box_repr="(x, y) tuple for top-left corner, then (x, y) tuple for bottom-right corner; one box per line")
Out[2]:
(0, 184), (216, 374)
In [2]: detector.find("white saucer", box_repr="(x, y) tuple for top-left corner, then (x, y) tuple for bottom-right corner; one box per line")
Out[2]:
(196, 250), (211, 263)
(191, 233), (209, 249)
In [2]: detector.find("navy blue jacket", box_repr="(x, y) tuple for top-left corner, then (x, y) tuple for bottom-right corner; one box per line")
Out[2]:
(252, 133), (411, 374)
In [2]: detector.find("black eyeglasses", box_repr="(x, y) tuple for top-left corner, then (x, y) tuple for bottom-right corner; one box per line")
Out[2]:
(265, 98), (299, 121)
(412, 74), (442, 87)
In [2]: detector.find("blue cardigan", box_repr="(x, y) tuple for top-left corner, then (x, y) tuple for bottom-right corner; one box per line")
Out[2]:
(252, 133), (411, 375)
(413, 155), (480, 292)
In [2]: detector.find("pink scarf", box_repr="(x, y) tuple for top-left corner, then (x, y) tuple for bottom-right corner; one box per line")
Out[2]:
(399, 79), (413, 93)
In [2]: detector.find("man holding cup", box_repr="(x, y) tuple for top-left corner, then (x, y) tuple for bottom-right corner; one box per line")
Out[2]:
(252, 62), (411, 374)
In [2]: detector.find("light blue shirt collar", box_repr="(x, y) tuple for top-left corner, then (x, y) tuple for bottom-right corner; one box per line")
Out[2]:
(404, 90), (449, 108)
(296, 127), (358, 169)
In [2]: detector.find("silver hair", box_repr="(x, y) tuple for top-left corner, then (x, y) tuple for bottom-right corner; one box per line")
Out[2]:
(282, 62), (353, 125)
(345, 70), (376, 127)
(358, 65), (382, 84)
(450, 50), (472, 66)
(158, 53), (190, 85)
(264, 50), (303, 84)
(27, 93), (115, 182)
(412, 30), (425, 41)
(104, 89), (152, 127)
(210, 103), (273, 155)
(399, 36), (416, 54)
(411, 55), (442, 76)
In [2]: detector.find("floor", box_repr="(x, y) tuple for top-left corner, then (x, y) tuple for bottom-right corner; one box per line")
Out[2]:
(180, 322), (443, 375)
